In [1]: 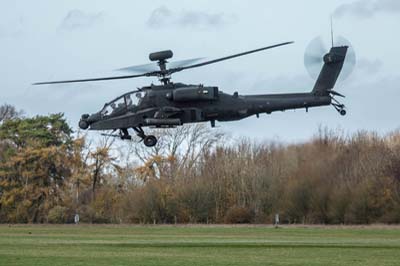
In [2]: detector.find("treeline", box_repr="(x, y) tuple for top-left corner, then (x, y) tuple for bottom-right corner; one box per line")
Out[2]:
(0, 104), (400, 224)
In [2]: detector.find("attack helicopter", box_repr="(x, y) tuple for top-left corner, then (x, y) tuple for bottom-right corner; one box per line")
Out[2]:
(34, 37), (356, 147)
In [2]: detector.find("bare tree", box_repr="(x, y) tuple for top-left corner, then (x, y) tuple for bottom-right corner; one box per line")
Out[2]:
(131, 123), (224, 180)
(89, 136), (116, 199)
(0, 104), (23, 123)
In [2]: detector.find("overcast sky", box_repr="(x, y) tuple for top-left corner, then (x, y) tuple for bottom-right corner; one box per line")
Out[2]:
(1, 0), (399, 142)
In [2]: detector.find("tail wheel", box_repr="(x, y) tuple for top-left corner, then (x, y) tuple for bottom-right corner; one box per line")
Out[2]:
(144, 135), (157, 147)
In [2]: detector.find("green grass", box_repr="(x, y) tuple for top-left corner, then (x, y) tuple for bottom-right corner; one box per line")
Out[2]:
(0, 225), (399, 266)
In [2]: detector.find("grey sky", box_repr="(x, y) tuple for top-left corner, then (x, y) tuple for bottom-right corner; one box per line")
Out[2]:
(334, 0), (400, 18)
(147, 6), (236, 29)
(1, 0), (399, 142)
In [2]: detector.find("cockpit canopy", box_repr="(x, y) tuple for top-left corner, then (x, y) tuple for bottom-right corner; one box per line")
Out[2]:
(101, 90), (146, 117)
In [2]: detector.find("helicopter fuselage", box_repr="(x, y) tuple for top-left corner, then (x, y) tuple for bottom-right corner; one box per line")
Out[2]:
(81, 82), (331, 131)
(34, 40), (351, 147)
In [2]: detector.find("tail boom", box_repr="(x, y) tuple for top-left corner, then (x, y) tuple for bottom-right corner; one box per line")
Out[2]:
(312, 46), (348, 96)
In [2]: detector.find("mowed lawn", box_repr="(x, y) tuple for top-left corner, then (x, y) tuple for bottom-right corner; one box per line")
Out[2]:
(0, 225), (399, 266)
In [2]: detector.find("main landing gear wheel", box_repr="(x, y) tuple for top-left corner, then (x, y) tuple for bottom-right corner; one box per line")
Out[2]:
(143, 135), (157, 147)
(340, 109), (347, 116)
(132, 127), (158, 147)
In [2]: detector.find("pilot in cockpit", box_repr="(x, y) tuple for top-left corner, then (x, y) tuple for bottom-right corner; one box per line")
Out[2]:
(136, 92), (144, 105)
(126, 95), (133, 106)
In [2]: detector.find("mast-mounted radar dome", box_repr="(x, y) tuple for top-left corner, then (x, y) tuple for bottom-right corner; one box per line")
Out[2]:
(149, 50), (173, 62)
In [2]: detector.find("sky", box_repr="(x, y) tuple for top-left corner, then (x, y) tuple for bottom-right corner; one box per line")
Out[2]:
(0, 0), (399, 143)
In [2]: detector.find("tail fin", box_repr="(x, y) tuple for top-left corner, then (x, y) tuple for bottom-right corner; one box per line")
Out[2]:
(312, 46), (348, 96)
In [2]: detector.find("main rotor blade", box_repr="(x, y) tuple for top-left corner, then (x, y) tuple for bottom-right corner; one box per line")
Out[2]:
(33, 72), (153, 85)
(33, 41), (293, 85)
(169, 41), (294, 74)
(116, 57), (205, 73)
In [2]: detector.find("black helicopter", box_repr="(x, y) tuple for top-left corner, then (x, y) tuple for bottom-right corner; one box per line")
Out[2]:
(34, 37), (356, 147)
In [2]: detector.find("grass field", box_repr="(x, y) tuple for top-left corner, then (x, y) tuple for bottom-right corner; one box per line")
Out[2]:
(0, 225), (400, 266)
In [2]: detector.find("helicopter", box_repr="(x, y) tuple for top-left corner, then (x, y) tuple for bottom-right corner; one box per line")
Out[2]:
(34, 37), (356, 148)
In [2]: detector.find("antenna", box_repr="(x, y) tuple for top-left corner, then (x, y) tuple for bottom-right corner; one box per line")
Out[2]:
(330, 16), (334, 47)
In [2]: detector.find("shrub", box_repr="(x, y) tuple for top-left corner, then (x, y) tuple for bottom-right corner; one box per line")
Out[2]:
(47, 206), (68, 224)
(224, 206), (254, 224)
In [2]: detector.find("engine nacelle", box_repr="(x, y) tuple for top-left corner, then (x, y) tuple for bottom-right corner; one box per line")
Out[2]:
(168, 86), (219, 102)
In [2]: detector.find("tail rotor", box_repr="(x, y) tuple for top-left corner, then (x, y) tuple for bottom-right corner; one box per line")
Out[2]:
(304, 36), (356, 82)
(304, 34), (356, 116)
